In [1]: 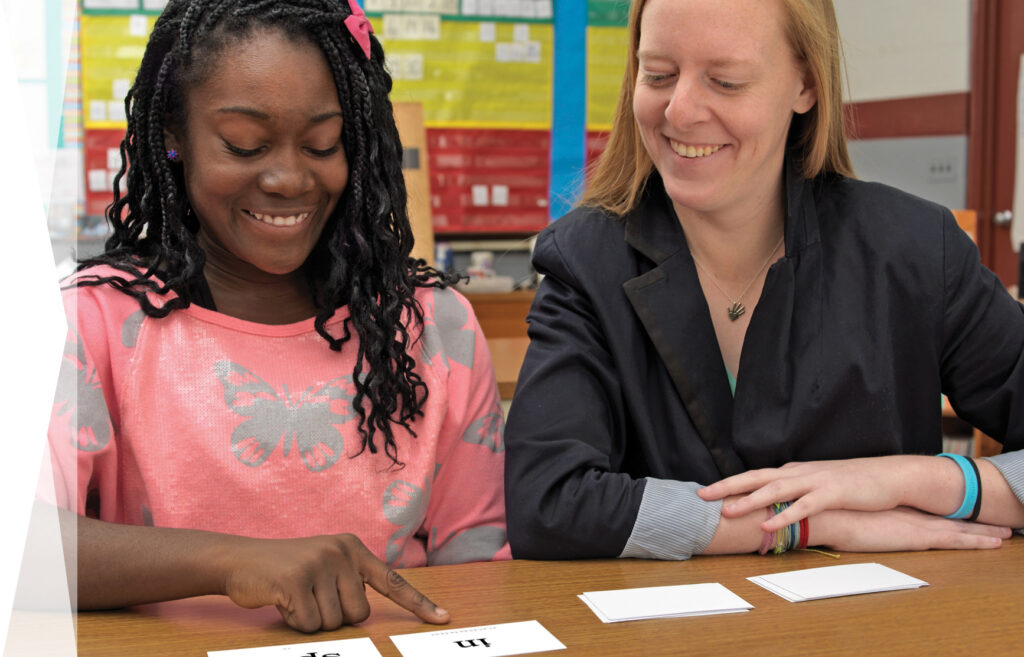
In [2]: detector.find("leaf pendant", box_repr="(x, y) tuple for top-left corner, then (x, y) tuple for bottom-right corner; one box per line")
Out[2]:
(727, 302), (746, 321)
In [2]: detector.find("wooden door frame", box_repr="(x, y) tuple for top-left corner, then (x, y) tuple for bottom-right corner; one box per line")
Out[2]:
(966, 0), (999, 268)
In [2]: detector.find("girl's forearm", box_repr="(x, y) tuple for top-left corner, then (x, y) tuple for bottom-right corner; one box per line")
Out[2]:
(64, 507), (234, 609)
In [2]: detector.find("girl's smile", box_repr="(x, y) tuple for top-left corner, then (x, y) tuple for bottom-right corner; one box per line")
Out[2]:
(242, 209), (313, 228)
(165, 28), (348, 282)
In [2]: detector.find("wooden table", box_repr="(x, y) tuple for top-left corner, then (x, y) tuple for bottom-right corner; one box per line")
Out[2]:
(73, 539), (1024, 656)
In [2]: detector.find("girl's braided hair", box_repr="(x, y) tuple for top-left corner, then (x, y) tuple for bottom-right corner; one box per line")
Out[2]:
(75, 0), (459, 465)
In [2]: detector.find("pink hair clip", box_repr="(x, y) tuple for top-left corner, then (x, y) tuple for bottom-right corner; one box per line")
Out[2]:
(345, 0), (374, 60)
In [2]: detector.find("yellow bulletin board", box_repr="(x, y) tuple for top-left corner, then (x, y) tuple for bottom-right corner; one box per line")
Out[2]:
(582, 2), (629, 172)
(374, 17), (554, 129)
(76, 1), (566, 234)
(367, 6), (556, 232)
(80, 13), (153, 130)
(585, 25), (627, 132)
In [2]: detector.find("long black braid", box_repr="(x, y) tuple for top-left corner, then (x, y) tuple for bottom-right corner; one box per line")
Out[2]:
(74, 0), (460, 465)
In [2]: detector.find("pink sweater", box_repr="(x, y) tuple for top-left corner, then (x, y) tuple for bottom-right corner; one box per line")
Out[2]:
(49, 267), (511, 567)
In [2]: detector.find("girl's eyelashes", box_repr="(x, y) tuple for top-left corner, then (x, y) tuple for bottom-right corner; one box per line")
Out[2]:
(306, 143), (341, 157)
(221, 139), (341, 158)
(223, 140), (262, 157)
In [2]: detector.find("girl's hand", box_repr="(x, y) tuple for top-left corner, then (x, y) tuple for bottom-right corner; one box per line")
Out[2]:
(221, 533), (449, 633)
(814, 507), (1011, 552)
(698, 456), (916, 532)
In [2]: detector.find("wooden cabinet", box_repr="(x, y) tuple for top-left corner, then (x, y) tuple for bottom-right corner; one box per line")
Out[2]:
(464, 291), (534, 399)
(464, 291), (534, 338)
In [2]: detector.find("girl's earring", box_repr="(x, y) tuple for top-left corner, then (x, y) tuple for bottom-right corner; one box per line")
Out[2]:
(167, 148), (180, 162)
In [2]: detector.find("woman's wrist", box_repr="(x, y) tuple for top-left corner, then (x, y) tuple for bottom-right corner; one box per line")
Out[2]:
(908, 454), (968, 516)
(807, 510), (840, 548)
(877, 454), (963, 515)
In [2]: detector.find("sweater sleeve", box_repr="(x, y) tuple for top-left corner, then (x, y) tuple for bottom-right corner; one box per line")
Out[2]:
(46, 281), (136, 523)
(619, 479), (721, 559)
(983, 451), (1024, 534)
(505, 228), (721, 560)
(419, 288), (511, 565)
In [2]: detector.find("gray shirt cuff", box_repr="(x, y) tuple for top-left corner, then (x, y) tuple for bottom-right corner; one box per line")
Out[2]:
(982, 450), (1024, 534)
(619, 478), (722, 560)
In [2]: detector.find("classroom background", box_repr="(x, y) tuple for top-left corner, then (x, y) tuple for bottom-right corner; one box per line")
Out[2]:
(2, 1), (1023, 653)
(8, 0), (1022, 451)
(9, 0), (1019, 284)
(7, 0), (1023, 421)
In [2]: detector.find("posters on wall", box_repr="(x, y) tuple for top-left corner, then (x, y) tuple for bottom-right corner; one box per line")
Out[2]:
(79, 11), (155, 219)
(78, 0), (629, 234)
(369, 4), (554, 233)
(585, 0), (627, 170)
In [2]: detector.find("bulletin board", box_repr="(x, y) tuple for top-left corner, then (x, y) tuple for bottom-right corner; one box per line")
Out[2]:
(584, 0), (628, 170)
(368, 2), (555, 233)
(79, 8), (162, 219)
(76, 0), (634, 235)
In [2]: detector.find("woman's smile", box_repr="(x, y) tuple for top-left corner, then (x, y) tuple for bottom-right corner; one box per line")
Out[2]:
(633, 0), (817, 219)
(668, 141), (726, 159)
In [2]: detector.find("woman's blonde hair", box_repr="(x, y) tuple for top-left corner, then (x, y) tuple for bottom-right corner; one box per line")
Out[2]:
(580, 0), (855, 216)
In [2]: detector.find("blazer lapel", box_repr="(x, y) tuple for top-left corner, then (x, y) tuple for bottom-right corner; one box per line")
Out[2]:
(621, 180), (746, 477)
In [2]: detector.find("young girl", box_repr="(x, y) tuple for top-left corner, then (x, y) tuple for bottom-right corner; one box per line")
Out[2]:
(49, 0), (509, 632)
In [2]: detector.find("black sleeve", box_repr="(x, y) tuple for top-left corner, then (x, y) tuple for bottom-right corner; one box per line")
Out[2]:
(503, 228), (646, 559)
(940, 210), (1024, 451)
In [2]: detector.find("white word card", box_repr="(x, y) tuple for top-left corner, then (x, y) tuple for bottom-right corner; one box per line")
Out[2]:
(579, 583), (753, 623)
(390, 620), (565, 657)
(748, 562), (928, 602)
(207, 637), (382, 657)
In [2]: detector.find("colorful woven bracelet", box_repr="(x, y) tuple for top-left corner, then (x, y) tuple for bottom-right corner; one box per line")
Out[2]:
(758, 502), (807, 555)
(796, 516), (810, 550)
(771, 502), (793, 554)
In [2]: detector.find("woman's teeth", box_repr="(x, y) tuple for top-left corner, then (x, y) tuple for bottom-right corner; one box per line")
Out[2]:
(670, 142), (724, 158)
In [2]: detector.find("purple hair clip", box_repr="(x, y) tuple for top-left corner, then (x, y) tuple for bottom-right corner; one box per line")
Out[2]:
(345, 0), (373, 60)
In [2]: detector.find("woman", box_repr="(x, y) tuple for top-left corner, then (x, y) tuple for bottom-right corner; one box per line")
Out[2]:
(504, 0), (1024, 560)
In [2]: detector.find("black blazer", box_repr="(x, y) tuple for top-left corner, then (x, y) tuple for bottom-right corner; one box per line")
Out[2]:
(504, 160), (1024, 559)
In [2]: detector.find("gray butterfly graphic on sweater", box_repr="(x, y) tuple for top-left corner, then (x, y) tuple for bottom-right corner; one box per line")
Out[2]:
(214, 360), (356, 471)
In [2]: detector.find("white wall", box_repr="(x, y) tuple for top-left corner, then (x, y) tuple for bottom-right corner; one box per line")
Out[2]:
(835, 0), (971, 102)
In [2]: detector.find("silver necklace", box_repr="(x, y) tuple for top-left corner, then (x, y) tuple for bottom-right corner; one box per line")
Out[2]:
(692, 236), (784, 321)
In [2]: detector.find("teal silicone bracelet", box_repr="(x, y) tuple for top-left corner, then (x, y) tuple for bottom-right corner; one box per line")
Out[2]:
(938, 453), (978, 520)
